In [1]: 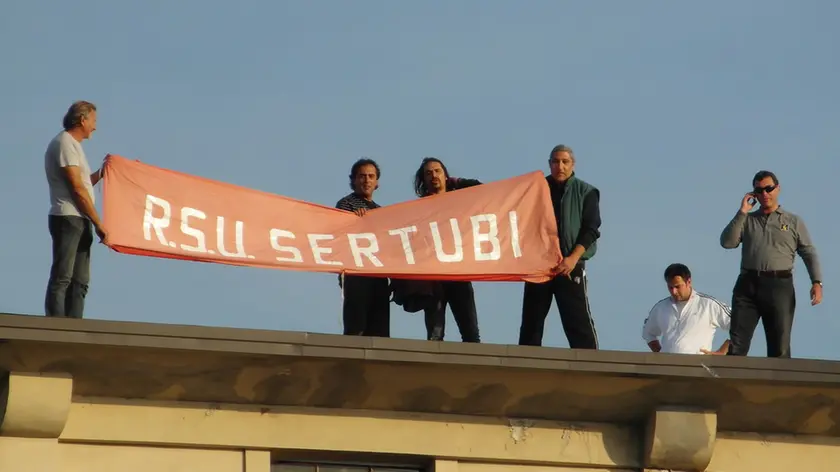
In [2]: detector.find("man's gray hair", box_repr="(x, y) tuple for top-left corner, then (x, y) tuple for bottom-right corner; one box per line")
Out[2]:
(550, 144), (575, 160)
(62, 100), (97, 131)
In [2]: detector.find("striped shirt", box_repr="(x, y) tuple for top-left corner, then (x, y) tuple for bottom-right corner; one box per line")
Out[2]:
(336, 193), (380, 212)
(642, 290), (731, 355)
(335, 193), (381, 287)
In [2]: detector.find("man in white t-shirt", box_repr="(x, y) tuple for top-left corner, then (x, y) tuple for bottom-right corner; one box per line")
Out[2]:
(43, 100), (107, 318)
(642, 263), (731, 355)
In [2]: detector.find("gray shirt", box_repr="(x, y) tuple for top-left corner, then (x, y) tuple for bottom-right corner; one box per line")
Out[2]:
(720, 207), (822, 283)
(44, 131), (94, 217)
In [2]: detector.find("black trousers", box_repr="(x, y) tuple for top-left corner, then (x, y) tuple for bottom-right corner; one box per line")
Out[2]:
(45, 215), (93, 318)
(424, 281), (480, 342)
(342, 275), (391, 337)
(727, 271), (796, 358)
(518, 263), (598, 349)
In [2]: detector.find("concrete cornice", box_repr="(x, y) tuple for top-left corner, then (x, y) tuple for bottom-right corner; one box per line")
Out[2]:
(2, 312), (840, 381)
(3, 312), (840, 438)
(0, 371), (73, 438)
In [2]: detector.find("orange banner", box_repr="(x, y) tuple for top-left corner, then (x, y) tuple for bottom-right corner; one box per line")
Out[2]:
(101, 155), (562, 282)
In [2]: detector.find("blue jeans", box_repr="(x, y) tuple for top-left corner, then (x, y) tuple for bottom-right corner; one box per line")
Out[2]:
(44, 215), (93, 318)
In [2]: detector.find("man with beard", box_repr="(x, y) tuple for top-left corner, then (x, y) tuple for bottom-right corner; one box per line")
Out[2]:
(335, 158), (390, 337)
(410, 157), (482, 342)
(720, 170), (823, 358)
(518, 144), (601, 349)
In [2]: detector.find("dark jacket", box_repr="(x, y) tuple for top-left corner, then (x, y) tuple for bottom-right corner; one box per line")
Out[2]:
(393, 176), (481, 312)
(447, 177), (482, 191)
(546, 173), (601, 260)
(390, 279), (442, 313)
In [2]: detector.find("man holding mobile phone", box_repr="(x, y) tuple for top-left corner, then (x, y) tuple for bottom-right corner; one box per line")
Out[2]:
(719, 170), (823, 358)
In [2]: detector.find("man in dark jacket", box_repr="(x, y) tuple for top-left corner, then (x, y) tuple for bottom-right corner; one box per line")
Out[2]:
(335, 158), (390, 337)
(518, 145), (602, 349)
(410, 157), (481, 342)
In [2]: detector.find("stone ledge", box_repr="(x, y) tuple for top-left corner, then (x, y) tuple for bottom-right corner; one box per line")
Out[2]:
(3, 312), (840, 381)
(644, 406), (717, 471)
(0, 371), (73, 438)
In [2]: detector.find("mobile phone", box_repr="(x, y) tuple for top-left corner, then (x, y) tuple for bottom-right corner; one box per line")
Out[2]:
(748, 194), (757, 206)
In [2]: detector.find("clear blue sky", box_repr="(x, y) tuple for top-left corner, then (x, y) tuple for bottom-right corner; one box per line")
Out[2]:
(3, 1), (838, 359)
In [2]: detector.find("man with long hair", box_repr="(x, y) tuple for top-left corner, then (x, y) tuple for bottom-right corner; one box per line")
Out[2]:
(411, 157), (482, 342)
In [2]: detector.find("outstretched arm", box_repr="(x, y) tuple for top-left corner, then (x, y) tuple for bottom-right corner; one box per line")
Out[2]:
(447, 177), (482, 190)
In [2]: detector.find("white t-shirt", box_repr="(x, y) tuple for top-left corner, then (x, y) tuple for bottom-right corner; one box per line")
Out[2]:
(44, 131), (94, 217)
(642, 290), (731, 355)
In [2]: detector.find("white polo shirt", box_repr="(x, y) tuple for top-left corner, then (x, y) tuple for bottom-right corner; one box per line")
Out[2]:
(642, 290), (731, 355)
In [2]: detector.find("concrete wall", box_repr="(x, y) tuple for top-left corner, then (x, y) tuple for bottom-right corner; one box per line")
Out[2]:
(0, 437), (259, 472)
(58, 400), (640, 469)
(437, 463), (631, 472)
(5, 314), (840, 472)
(708, 433), (840, 471)
(5, 435), (840, 472)
(5, 396), (840, 472)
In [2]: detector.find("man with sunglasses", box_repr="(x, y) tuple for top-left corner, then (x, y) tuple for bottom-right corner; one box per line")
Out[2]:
(720, 170), (823, 358)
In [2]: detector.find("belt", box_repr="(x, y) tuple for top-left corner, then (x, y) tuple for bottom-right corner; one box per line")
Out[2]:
(742, 269), (792, 278)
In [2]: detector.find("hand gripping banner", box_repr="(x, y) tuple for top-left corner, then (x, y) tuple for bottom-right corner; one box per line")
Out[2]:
(101, 155), (562, 282)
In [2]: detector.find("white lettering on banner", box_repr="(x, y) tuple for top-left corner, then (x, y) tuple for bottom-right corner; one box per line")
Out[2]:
(509, 211), (522, 258)
(470, 214), (500, 261)
(347, 233), (384, 268)
(180, 207), (208, 253)
(137, 197), (529, 268)
(388, 226), (418, 264)
(270, 229), (303, 262)
(143, 194), (172, 247)
(308, 234), (342, 266)
(216, 217), (248, 258)
(429, 218), (463, 263)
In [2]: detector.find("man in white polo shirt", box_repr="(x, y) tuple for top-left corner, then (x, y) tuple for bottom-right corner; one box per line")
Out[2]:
(642, 263), (731, 355)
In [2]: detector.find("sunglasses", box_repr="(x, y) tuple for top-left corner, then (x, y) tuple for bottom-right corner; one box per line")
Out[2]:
(753, 185), (777, 194)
